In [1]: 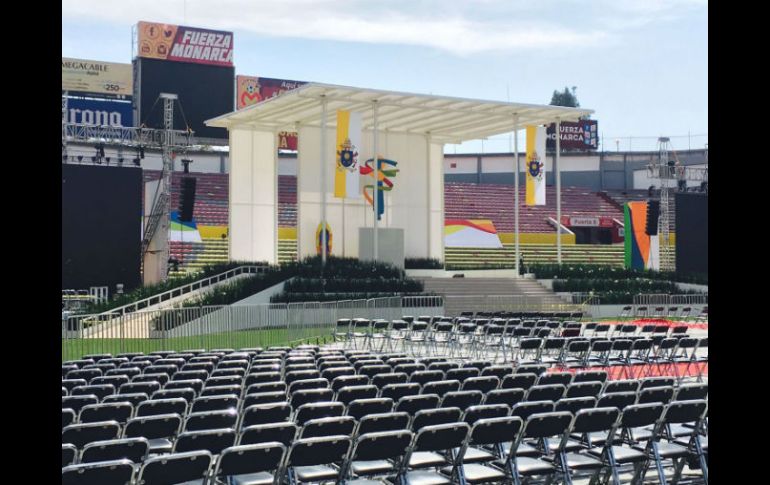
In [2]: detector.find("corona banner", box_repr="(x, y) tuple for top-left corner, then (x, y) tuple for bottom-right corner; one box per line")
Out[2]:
(137, 21), (234, 67)
(526, 125), (546, 205)
(334, 110), (362, 198)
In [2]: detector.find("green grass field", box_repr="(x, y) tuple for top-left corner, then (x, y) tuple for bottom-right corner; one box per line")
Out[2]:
(62, 327), (332, 362)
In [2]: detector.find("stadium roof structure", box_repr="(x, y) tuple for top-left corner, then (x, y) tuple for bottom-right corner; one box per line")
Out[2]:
(206, 82), (593, 144)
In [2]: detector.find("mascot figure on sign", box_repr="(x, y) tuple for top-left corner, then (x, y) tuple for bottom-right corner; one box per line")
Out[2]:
(360, 157), (399, 221)
(239, 78), (263, 108)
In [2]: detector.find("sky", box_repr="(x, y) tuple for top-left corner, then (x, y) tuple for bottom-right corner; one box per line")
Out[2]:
(62, 0), (708, 153)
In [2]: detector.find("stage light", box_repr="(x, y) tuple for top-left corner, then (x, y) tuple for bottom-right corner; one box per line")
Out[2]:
(181, 158), (193, 174)
(133, 158), (141, 167)
(105, 157), (111, 164)
(77, 155), (83, 162)
(139, 146), (145, 159)
(117, 157), (124, 166)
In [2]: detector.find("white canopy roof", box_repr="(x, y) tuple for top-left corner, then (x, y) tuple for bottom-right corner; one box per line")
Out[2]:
(207, 82), (593, 144)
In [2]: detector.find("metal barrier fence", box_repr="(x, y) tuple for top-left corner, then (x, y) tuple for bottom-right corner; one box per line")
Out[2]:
(633, 294), (709, 307)
(62, 296), (445, 361)
(444, 295), (587, 317)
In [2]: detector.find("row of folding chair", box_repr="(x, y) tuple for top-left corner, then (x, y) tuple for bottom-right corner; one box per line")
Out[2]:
(65, 397), (706, 485)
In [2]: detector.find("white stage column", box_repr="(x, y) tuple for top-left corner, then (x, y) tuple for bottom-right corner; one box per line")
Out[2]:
(427, 137), (444, 261)
(228, 127), (277, 263)
(372, 100), (379, 261)
(556, 118), (562, 264)
(320, 95), (328, 265)
(513, 115), (520, 277)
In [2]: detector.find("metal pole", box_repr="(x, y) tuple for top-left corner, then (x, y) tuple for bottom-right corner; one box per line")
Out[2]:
(513, 115), (520, 277)
(556, 118), (562, 264)
(372, 100), (379, 262)
(320, 95), (328, 265)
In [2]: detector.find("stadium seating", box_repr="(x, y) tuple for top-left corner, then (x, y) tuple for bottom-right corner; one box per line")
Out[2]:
(62, 318), (707, 484)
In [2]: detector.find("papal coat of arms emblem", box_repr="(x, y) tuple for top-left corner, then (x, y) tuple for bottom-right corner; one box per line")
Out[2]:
(338, 138), (358, 171)
(528, 151), (544, 180)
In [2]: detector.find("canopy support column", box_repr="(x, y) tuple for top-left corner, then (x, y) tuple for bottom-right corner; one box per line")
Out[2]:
(372, 100), (379, 262)
(320, 95), (328, 265)
(556, 118), (562, 264)
(513, 115), (520, 277)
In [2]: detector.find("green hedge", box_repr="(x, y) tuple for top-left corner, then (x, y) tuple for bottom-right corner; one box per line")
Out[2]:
(405, 258), (443, 269)
(552, 278), (680, 294)
(270, 292), (427, 303)
(182, 268), (293, 307)
(280, 256), (406, 279)
(529, 264), (708, 285)
(282, 277), (423, 294)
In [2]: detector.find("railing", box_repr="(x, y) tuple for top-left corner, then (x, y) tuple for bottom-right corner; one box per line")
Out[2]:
(61, 296), (445, 361)
(633, 293), (708, 307)
(444, 295), (585, 317)
(92, 265), (267, 317)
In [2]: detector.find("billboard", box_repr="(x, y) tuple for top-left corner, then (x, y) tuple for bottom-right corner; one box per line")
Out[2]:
(237, 76), (307, 150)
(62, 58), (133, 98)
(675, 192), (708, 275)
(137, 21), (234, 67)
(547, 119), (598, 151)
(135, 57), (233, 139)
(65, 96), (133, 127)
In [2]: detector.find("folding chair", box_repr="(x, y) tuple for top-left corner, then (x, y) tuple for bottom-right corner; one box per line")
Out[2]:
(240, 403), (291, 429)
(423, 380), (462, 398)
(441, 390), (484, 411)
(396, 394), (441, 417)
(558, 407), (621, 484)
(136, 450), (213, 485)
(62, 443), (77, 467)
(71, 384), (115, 401)
(183, 409), (238, 432)
(300, 416), (357, 438)
(62, 421), (121, 449)
(136, 398), (187, 418)
(62, 459), (135, 485)
(62, 395), (98, 415)
(565, 381), (604, 399)
(381, 383), (421, 402)
(462, 376), (500, 394)
(526, 384), (566, 403)
(78, 402), (133, 425)
(446, 367), (480, 383)
(604, 379), (640, 395)
(397, 422), (470, 485)
(173, 428), (237, 455)
(587, 403), (665, 485)
(341, 430), (413, 482)
(281, 435), (351, 484)
(240, 422), (297, 447)
(510, 412), (573, 483)
(331, 375), (369, 393)
(454, 416), (524, 484)
(81, 437), (149, 464)
(411, 407), (463, 432)
(166, 379), (205, 395)
(537, 372), (573, 387)
(669, 400), (709, 483)
(209, 443), (286, 485)
(356, 412), (411, 435)
(335, 385), (378, 406)
(501, 373), (537, 391)
(294, 402), (345, 426)
(347, 398), (394, 420)
(191, 394), (239, 413)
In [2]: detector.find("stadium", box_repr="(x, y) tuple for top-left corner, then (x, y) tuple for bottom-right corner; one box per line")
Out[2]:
(62, 15), (708, 485)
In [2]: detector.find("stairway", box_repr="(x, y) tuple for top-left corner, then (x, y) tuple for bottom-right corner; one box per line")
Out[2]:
(419, 277), (568, 317)
(278, 239), (298, 264)
(169, 238), (229, 276)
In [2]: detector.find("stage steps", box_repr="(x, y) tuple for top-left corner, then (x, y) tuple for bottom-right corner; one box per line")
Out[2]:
(278, 239), (298, 264)
(418, 276), (567, 317)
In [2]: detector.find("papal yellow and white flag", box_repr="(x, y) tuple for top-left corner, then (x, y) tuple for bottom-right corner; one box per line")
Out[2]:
(525, 125), (546, 206)
(334, 110), (362, 198)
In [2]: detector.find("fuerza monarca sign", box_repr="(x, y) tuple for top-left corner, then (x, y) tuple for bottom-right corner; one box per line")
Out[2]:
(137, 21), (234, 67)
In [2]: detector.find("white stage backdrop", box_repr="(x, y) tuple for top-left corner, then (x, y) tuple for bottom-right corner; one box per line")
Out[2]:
(227, 125), (444, 264)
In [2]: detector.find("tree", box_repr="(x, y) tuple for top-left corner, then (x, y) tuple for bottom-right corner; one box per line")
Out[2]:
(550, 86), (580, 108)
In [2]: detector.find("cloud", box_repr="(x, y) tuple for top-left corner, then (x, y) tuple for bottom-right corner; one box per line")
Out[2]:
(61, 0), (706, 56)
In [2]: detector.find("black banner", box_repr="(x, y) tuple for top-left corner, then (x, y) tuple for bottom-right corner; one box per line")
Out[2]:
(546, 119), (599, 151)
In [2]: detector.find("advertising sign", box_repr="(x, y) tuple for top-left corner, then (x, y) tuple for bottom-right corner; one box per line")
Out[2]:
(62, 58), (133, 98)
(137, 21), (234, 67)
(237, 76), (307, 150)
(561, 215), (615, 227)
(547, 119), (599, 150)
(65, 96), (133, 127)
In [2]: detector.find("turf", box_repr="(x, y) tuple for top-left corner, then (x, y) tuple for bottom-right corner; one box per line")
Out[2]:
(62, 327), (332, 362)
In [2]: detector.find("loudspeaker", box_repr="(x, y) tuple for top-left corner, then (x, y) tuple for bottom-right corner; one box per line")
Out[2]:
(179, 177), (197, 222)
(645, 200), (660, 236)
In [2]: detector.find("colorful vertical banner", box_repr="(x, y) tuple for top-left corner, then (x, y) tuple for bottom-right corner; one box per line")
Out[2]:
(316, 222), (332, 256)
(334, 110), (362, 199)
(526, 125), (546, 205)
(624, 201), (659, 270)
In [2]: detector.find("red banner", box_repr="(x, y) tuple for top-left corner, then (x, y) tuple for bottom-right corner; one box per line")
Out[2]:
(137, 21), (234, 67)
(561, 215), (616, 228)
